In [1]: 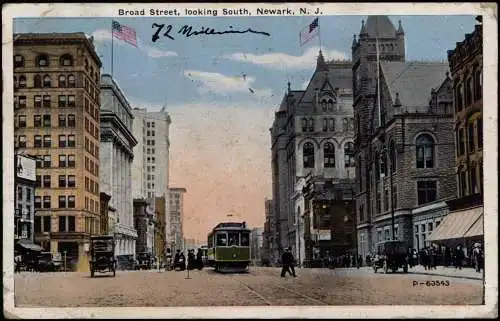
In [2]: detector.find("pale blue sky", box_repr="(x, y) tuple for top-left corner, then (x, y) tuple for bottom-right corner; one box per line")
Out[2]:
(13, 15), (477, 241)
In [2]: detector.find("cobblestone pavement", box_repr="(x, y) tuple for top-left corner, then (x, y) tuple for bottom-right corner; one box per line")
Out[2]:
(14, 267), (483, 307)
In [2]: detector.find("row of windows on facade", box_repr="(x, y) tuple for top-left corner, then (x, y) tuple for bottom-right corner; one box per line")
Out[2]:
(457, 117), (483, 156)
(146, 147), (156, 155)
(15, 113), (76, 129)
(454, 67), (482, 112)
(302, 142), (356, 168)
(376, 226), (400, 244)
(16, 186), (33, 204)
(35, 174), (75, 188)
(84, 117), (100, 140)
(34, 154), (76, 168)
(16, 134), (75, 148)
(15, 95), (76, 108)
(146, 130), (156, 137)
(14, 54), (100, 81)
(84, 136), (100, 158)
(358, 180), (438, 222)
(146, 121), (156, 128)
(458, 164), (483, 198)
(84, 156), (99, 177)
(301, 117), (354, 133)
(146, 156), (156, 163)
(146, 139), (156, 146)
(414, 220), (442, 249)
(34, 215), (99, 235)
(34, 195), (76, 209)
(147, 165), (156, 173)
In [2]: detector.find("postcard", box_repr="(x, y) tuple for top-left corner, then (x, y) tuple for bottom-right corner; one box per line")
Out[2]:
(2, 2), (497, 319)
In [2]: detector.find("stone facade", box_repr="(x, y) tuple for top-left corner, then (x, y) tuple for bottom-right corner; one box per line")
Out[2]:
(169, 188), (186, 253)
(13, 33), (102, 270)
(351, 16), (458, 257)
(262, 198), (277, 264)
(99, 74), (138, 262)
(270, 53), (356, 264)
(14, 154), (37, 243)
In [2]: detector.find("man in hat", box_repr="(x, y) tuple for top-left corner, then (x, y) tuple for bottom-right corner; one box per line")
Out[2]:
(280, 247), (296, 277)
(472, 243), (483, 273)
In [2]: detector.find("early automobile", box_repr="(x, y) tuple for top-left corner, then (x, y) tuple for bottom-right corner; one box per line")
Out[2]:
(372, 240), (409, 273)
(89, 235), (116, 277)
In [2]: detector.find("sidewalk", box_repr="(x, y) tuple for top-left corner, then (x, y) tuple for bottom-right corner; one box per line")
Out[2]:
(407, 265), (484, 280)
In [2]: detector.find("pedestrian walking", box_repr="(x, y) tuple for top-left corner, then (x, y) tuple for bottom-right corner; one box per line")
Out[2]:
(280, 248), (296, 277)
(454, 245), (464, 270)
(472, 243), (483, 273)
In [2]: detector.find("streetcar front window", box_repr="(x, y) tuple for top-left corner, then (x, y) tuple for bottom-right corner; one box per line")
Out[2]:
(241, 233), (249, 246)
(216, 233), (227, 246)
(228, 232), (240, 246)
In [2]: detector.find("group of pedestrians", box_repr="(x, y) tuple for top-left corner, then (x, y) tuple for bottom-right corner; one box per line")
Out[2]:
(408, 243), (483, 273)
(170, 248), (204, 271)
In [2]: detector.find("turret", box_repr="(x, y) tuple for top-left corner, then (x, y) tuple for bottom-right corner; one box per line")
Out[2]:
(397, 20), (405, 36)
(352, 34), (357, 49)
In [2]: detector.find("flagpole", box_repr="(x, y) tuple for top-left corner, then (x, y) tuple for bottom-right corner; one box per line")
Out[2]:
(111, 20), (114, 77)
(317, 16), (322, 52)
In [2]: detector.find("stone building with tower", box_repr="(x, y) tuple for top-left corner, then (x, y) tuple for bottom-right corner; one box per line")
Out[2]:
(99, 74), (138, 267)
(13, 33), (102, 270)
(168, 187), (187, 253)
(351, 16), (457, 258)
(270, 53), (357, 266)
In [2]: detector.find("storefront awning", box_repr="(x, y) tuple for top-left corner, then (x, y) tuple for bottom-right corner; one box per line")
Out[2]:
(15, 239), (44, 252)
(427, 206), (483, 243)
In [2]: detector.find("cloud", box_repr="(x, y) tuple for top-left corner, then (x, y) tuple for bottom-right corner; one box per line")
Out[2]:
(183, 70), (273, 99)
(222, 46), (348, 70)
(91, 29), (177, 58)
(129, 100), (274, 242)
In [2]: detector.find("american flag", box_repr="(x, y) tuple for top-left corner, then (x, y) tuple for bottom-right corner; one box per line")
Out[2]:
(112, 20), (137, 47)
(299, 18), (319, 46)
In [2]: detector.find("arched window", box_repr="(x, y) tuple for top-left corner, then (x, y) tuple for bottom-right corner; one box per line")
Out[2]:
(14, 55), (24, 68)
(303, 142), (315, 168)
(416, 134), (435, 168)
(37, 54), (49, 67)
(58, 75), (66, 88)
(465, 76), (473, 106)
(455, 83), (464, 111)
(60, 54), (73, 66)
(474, 68), (482, 101)
(43, 75), (52, 88)
(18, 75), (26, 88)
(34, 75), (42, 88)
(344, 142), (355, 167)
(324, 142), (335, 168)
(307, 118), (314, 132)
(374, 151), (380, 179)
(68, 74), (76, 88)
(389, 140), (397, 173)
(327, 99), (334, 111)
(321, 99), (328, 111)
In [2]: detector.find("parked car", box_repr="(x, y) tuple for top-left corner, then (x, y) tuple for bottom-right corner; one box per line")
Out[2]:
(372, 240), (410, 273)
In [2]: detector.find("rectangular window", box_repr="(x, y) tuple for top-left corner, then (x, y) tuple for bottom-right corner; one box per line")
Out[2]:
(68, 175), (75, 187)
(322, 118), (328, 132)
(66, 114), (75, 127)
(417, 181), (437, 205)
(35, 175), (41, 188)
(68, 216), (75, 232)
(35, 216), (41, 233)
(34, 196), (42, 208)
(468, 123), (475, 153)
(43, 155), (51, 168)
(43, 216), (50, 232)
(33, 95), (42, 108)
(35, 156), (43, 168)
(43, 196), (51, 209)
(68, 135), (75, 147)
(18, 135), (27, 148)
(59, 216), (67, 232)
(59, 175), (66, 187)
(43, 175), (51, 188)
(43, 95), (51, 108)
(58, 95), (67, 107)
(68, 195), (75, 208)
(329, 118), (335, 131)
(34, 135), (42, 147)
(34, 115), (42, 128)
(68, 95), (75, 107)
(59, 155), (67, 167)
(18, 115), (26, 128)
(68, 155), (75, 167)
(43, 114), (51, 127)
(58, 114), (66, 127)
(59, 135), (67, 148)
(43, 135), (51, 148)
(58, 195), (66, 208)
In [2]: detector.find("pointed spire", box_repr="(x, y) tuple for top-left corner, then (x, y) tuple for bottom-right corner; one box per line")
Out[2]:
(316, 50), (327, 71)
(352, 34), (357, 48)
(397, 20), (404, 34)
(360, 19), (367, 35)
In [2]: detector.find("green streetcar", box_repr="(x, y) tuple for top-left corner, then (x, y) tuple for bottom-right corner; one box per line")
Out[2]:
(207, 222), (250, 273)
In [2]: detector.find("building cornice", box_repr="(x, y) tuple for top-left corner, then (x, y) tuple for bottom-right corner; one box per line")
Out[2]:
(100, 111), (138, 147)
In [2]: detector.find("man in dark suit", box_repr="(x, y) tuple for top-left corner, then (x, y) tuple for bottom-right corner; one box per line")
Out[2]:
(280, 248), (297, 277)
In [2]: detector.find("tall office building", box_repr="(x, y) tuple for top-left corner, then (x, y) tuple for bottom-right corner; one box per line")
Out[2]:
(131, 107), (171, 254)
(13, 33), (102, 270)
(169, 187), (186, 252)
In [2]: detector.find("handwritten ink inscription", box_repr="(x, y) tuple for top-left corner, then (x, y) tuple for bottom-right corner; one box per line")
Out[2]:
(152, 23), (271, 42)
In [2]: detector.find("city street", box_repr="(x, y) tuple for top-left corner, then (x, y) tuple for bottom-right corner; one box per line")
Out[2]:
(14, 267), (483, 307)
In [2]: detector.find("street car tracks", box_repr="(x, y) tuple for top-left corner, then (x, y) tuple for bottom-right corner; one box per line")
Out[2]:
(231, 276), (328, 306)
